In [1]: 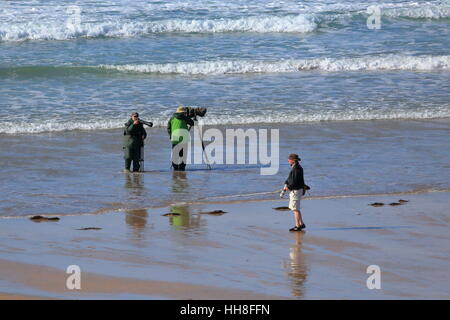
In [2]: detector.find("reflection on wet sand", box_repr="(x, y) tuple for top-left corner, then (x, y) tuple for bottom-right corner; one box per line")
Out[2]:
(124, 173), (149, 240)
(124, 173), (145, 194)
(125, 208), (150, 240)
(171, 171), (188, 195)
(169, 172), (205, 231)
(284, 232), (308, 297)
(167, 204), (202, 230)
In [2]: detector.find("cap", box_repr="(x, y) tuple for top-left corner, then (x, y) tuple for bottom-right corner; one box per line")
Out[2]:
(131, 112), (139, 117)
(176, 106), (187, 113)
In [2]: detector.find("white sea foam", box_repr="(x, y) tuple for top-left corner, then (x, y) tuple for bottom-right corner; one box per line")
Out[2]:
(0, 120), (126, 135)
(1, 1), (449, 42)
(382, 3), (450, 19)
(2, 107), (449, 134)
(0, 14), (317, 41)
(100, 55), (450, 75)
(296, 55), (450, 72)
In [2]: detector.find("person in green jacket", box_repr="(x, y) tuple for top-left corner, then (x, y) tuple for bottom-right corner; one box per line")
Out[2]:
(167, 107), (194, 171)
(123, 112), (147, 172)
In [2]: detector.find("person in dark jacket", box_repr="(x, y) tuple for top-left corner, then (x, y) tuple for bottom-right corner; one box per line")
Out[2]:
(283, 153), (306, 231)
(123, 112), (147, 172)
(167, 107), (194, 171)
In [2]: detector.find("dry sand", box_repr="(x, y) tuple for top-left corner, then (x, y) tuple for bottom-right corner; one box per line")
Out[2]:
(0, 190), (449, 299)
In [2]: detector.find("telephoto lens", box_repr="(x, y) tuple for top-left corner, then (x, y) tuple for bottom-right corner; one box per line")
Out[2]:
(140, 120), (153, 127)
(186, 107), (207, 119)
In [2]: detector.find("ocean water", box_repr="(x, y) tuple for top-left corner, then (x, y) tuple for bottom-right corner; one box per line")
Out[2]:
(0, 0), (449, 217)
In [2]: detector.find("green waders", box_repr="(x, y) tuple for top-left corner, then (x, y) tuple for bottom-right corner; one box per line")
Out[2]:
(123, 119), (147, 172)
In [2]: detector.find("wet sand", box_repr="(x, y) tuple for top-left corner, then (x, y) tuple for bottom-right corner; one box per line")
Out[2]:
(0, 293), (48, 300)
(0, 190), (449, 299)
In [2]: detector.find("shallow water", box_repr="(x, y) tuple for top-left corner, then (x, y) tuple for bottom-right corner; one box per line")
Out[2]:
(1, 1), (449, 217)
(1, 120), (449, 217)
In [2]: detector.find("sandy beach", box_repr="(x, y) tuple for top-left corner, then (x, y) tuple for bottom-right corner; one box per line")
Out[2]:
(2, 0), (449, 302)
(1, 189), (449, 299)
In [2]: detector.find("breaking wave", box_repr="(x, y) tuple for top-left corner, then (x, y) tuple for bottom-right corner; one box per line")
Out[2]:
(2, 107), (449, 134)
(101, 55), (450, 75)
(1, 2), (449, 42)
(2, 55), (449, 78)
(0, 14), (317, 41)
(382, 3), (450, 19)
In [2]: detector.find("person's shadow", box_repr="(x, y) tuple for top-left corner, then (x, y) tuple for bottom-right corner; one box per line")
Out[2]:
(283, 232), (308, 297)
